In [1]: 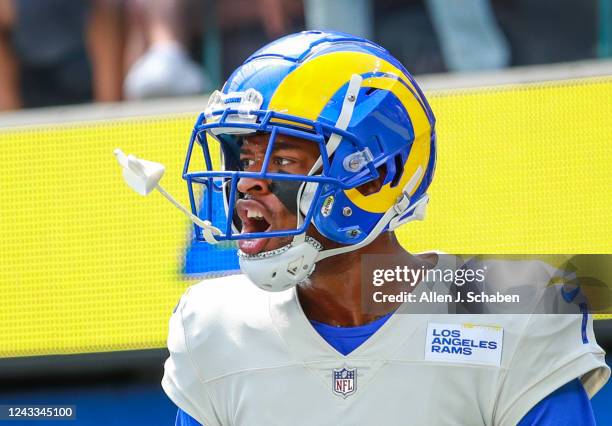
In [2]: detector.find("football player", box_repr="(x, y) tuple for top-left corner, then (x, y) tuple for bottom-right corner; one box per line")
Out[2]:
(160, 31), (609, 425)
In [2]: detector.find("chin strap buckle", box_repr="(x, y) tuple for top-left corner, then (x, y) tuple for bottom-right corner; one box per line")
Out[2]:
(388, 166), (427, 231)
(388, 194), (429, 231)
(394, 191), (411, 215)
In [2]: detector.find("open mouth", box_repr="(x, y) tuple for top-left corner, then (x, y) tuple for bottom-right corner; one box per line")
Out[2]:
(235, 199), (273, 255)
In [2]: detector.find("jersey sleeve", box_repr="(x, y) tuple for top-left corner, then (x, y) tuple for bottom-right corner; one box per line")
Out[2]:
(493, 313), (609, 426)
(517, 379), (596, 426)
(162, 290), (222, 426)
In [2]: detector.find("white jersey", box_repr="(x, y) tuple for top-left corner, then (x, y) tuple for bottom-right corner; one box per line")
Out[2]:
(163, 259), (609, 426)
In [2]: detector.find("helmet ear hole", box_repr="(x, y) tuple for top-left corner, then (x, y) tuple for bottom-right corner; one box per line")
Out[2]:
(355, 164), (387, 196)
(390, 154), (404, 188)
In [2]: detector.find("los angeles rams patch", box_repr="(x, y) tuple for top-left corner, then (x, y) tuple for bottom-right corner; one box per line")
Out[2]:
(425, 323), (503, 366)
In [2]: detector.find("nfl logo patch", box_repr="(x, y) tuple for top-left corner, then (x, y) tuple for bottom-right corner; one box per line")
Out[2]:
(332, 367), (357, 398)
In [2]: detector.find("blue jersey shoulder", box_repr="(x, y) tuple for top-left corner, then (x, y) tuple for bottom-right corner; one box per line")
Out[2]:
(176, 408), (202, 426)
(518, 379), (595, 426)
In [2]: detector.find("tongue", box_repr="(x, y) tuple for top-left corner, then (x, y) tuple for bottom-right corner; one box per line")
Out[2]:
(238, 238), (267, 255)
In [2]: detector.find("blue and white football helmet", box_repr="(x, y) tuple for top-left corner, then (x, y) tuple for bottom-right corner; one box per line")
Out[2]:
(183, 30), (436, 291)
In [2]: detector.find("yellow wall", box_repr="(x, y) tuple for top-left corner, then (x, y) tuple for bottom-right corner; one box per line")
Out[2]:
(1, 77), (610, 358)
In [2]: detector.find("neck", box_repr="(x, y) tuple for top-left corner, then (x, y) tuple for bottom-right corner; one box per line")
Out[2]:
(297, 232), (435, 327)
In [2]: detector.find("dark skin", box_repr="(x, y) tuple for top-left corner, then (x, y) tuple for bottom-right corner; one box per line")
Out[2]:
(238, 133), (437, 327)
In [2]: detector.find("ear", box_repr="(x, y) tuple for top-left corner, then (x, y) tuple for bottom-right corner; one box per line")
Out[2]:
(356, 165), (387, 196)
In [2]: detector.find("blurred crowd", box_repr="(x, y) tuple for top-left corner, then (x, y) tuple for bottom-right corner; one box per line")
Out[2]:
(0, 0), (304, 110)
(0, 0), (601, 111)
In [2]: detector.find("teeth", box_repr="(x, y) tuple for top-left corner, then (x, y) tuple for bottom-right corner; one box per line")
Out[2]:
(246, 209), (264, 219)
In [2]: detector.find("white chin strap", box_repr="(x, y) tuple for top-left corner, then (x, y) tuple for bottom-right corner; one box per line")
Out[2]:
(240, 166), (427, 292)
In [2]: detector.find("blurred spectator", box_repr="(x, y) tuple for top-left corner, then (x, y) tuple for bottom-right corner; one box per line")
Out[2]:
(122, 0), (209, 100)
(88, 0), (125, 103)
(425, 0), (510, 71)
(220, 0), (301, 39)
(0, 0), (20, 110)
(492, 0), (599, 65)
(373, 0), (598, 74)
(0, 0), (304, 109)
(0, 0), (124, 110)
(304, 0), (509, 72)
(122, 0), (304, 99)
(372, 0), (444, 74)
(217, 0), (304, 77)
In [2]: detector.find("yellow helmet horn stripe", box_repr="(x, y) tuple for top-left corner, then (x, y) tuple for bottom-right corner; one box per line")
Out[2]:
(268, 51), (425, 120)
(345, 75), (431, 213)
